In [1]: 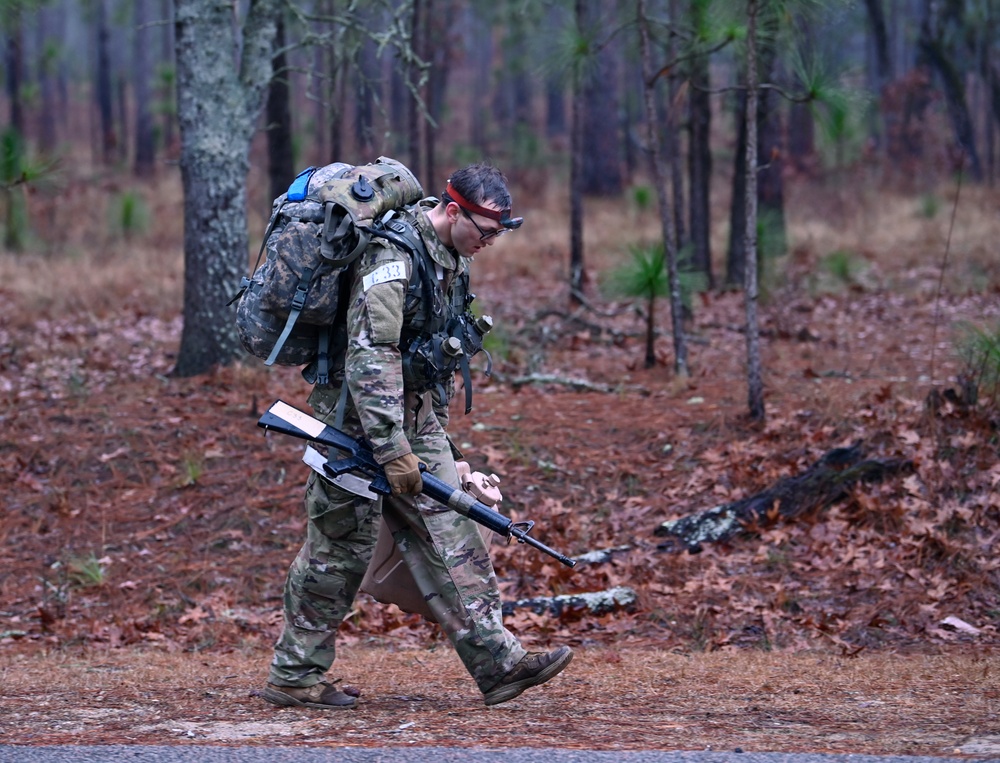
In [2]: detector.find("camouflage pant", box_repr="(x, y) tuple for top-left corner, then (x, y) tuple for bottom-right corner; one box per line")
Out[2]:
(268, 387), (525, 693)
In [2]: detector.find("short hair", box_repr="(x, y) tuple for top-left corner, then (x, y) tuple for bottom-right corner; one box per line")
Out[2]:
(446, 163), (512, 211)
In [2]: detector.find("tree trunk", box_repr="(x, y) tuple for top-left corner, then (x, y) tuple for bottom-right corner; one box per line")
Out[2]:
(544, 5), (569, 141)
(622, 48), (642, 180)
(569, 0), (586, 304)
(752, 4), (785, 260)
(511, 28), (534, 138)
(728, 4), (783, 283)
(726, 88), (748, 287)
(95, 0), (116, 164)
(134, 0), (157, 176)
(172, 0), (280, 377)
(36, 5), (60, 154)
(5, 6), (24, 136)
(266, 15), (294, 201)
(3, 6), (26, 251)
(687, 0), (713, 288)
(466, 6), (492, 154)
(983, 45), (1000, 186)
(116, 72), (129, 164)
(354, 29), (377, 157)
(645, 294), (656, 368)
(743, 0), (764, 421)
(35, 6), (57, 154)
(863, 0), (892, 153)
(388, 50), (408, 157)
(863, 0), (892, 84)
(757, 67), (786, 260)
(160, 0), (177, 159)
(312, 32), (326, 164)
(406, 0), (423, 182)
(424, 0), (453, 192)
(917, 0), (982, 181)
(639, 0), (687, 377)
(581, 1), (622, 195)
(787, 99), (814, 174)
(667, 0), (686, 255)
(329, 51), (347, 164)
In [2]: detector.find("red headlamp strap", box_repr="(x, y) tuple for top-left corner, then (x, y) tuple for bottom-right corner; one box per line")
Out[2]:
(445, 181), (507, 222)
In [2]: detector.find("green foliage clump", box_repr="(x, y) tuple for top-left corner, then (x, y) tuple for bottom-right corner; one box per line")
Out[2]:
(481, 321), (510, 364)
(603, 242), (669, 304)
(822, 249), (861, 282)
(918, 193), (939, 219)
(603, 243), (706, 368)
(605, 243), (708, 312)
(955, 322), (1000, 406)
(1, 128), (29, 251)
(603, 243), (668, 367)
(109, 190), (150, 240)
(630, 185), (654, 214)
(67, 553), (108, 589)
(810, 249), (874, 294)
(178, 452), (204, 487)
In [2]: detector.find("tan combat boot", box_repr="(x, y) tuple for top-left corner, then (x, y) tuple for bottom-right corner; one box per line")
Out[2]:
(262, 679), (357, 709)
(483, 646), (573, 706)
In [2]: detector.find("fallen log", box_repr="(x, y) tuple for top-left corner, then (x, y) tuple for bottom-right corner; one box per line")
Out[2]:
(571, 544), (633, 565)
(509, 373), (615, 393)
(504, 372), (649, 395)
(502, 586), (638, 618)
(655, 442), (912, 553)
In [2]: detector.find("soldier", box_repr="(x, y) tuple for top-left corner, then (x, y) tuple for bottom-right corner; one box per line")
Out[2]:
(263, 163), (573, 709)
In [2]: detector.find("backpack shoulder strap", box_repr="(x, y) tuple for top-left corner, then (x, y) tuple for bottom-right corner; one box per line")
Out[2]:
(369, 213), (427, 258)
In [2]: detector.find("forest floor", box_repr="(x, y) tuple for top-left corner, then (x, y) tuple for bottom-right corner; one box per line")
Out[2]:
(0, 167), (999, 757)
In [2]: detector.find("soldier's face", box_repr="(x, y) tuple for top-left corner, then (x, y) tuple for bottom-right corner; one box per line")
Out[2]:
(451, 203), (505, 258)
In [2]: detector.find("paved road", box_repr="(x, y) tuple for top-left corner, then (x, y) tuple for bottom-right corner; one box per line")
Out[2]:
(0, 747), (991, 763)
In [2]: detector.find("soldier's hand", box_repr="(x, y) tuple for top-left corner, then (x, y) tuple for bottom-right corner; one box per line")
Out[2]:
(457, 461), (503, 507)
(384, 452), (423, 495)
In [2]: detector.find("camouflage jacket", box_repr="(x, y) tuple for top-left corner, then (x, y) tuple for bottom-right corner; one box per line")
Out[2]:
(312, 198), (468, 465)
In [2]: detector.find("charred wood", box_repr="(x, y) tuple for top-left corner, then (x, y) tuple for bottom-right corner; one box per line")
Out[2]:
(655, 442), (912, 553)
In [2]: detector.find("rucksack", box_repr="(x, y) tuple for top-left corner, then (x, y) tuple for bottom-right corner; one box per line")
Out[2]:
(232, 156), (426, 385)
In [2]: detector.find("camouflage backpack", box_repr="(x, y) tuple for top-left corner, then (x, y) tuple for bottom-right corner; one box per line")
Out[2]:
(233, 156), (425, 385)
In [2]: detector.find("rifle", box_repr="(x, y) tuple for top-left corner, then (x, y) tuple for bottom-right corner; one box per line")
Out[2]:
(257, 400), (577, 568)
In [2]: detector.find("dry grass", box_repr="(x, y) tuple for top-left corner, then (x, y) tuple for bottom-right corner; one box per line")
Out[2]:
(0, 167), (186, 326)
(784, 180), (1000, 295)
(4, 161), (1000, 324)
(0, 644), (996, 756)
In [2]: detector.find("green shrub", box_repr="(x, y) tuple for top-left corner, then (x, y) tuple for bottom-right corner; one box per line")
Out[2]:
(918, 193), (939, 219)
(955, 322), (1000, 406)
(67, 553), (108, 588)
(109, 190), (149, 239)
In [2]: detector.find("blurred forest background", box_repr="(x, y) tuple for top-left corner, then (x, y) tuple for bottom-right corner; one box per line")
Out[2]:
(3, 0), (998, 281)
(3, 0), (1000, 389)
(2, 0), (1000, 663)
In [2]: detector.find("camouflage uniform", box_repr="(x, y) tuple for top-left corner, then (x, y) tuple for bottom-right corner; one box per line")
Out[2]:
(268, 199), (526, 694)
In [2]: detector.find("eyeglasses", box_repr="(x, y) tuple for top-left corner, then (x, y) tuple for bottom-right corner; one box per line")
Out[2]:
(460, 206), (507, 242)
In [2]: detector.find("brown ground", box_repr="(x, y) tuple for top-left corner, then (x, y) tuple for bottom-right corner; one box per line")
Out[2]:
(1, 167), (999, 756)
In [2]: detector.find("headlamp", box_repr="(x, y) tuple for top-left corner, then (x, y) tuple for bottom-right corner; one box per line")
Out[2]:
(445, 182), (522, 230)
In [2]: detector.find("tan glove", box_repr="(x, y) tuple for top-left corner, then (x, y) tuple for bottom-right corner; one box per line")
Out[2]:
(384, 452), (423, 495)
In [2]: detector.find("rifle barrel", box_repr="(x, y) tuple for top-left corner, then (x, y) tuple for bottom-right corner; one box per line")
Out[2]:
(421, 470), (576, 568)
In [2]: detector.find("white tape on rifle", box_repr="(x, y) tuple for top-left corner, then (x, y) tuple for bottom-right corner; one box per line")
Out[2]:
(302, 445), (378, 499)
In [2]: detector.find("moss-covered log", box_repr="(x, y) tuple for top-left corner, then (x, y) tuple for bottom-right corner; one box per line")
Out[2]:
(502, 586), (638, 618)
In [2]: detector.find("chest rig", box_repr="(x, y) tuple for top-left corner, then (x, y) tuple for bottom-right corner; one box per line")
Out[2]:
(385, 215), (493, 414)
